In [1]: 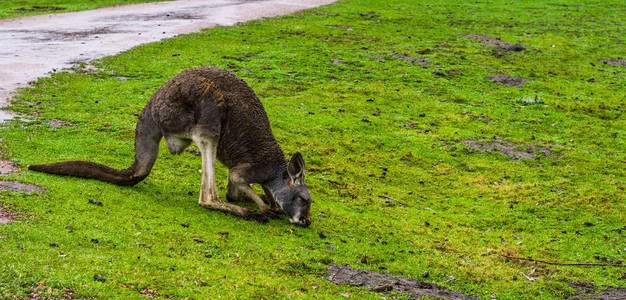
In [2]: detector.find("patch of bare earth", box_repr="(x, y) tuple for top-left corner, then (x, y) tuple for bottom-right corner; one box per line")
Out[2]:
(44, 119), (73, 129)
(139, 288), (171, 298)
(0, 204), (17, 224)
(486, 75), (530, 87)
(599, 58), (626, 67)
(13, 27), (122, 42)
(120, 283), (170, 298)
(0, 181), (46, 193)
(326, 264), (477, 299)
(567, 281), (626, 300)
(393, 54), (433, 66)
(462, 139), (551, 160)
(25, 281), (76, 299)
(327, 24), (353, 29)
(460, 34), (525, 52)
(13, 6), (65, 13)
(0, 145), (19, 176)
(0, 159), (18, 176)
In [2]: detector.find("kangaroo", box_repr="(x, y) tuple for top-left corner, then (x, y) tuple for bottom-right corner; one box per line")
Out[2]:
(29, 66), (312, 227)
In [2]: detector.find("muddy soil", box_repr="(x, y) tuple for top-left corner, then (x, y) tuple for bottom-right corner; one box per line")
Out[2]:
(14, 6), (65, 13)
(599, 58), (626, 67)
(393, 54), (433, 66)
(0, 159), (18, 175)
(0, 180), (47, 193)
(0, 207), (15, 224)
(567, 281), (626, 300)
(326, 264), (476, 299)
(27, 282), (76, 299)
(0, 203), (29, 224)
(44, 119), (73, 128)
(462, 139), (551, 160)
(461, 34), (525, 52)
(486, 75), (529, 87)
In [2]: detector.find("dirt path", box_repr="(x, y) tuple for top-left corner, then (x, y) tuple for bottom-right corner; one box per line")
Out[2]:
(0, 0), (336, 122)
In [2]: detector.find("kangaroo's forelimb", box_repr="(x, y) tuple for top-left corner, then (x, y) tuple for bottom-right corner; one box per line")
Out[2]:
(28, 105), (162, 186)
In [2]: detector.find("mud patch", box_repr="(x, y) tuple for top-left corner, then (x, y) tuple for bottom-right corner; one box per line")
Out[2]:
(13, 6), (65, 13)
(393, 54), (433, 66)
(462, 139), (551, 160)
(130, 12), (203, 21)
(27, 282), (76, 299)
(44, 27), (120, 41)
(8, 27), (122, 42)
(44, 119), (73, 129)
(567, 281), (626, 300)
(99, 11), (206, 22)
(461, 34), (525, 52)
(0, 160), (19, 176)
(0, 205), (16, 224)
(599, 58), (626, 67)
(327, 24), (353, 29)
(0, 181), (47, 193)
(121, 283), (171, 298)
(486, 75), (530, 87)
(326, 264), (476, 299)
(139, 288), (171, 298)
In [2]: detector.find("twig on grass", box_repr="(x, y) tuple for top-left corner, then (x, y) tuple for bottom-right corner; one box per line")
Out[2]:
(501, 255), (625, 267)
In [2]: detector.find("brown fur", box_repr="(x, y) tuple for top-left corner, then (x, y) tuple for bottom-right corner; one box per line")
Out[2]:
(29, 67), (312, 225)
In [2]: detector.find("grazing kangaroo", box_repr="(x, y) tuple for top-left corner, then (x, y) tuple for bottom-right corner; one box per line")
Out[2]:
(29, 67), (312, 227)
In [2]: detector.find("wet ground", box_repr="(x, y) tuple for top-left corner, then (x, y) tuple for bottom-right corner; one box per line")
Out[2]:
(0, 180), (47, 193)
(486, 75), (530, 87)
(599, 58), (626, 67)
(326, 264), (477, 299)
(462, 138), (551, 160)
(460, 34), (526, 52)
(567, 281), (626, 300)
(0, 0), (336, 122)
(0, 159), (17, 176)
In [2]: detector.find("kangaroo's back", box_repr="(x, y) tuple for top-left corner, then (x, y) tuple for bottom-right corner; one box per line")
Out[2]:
(148, 66), (285, 168)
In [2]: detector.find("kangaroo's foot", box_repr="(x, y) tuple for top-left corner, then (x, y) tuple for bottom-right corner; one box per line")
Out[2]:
(198, 201), (268, 223)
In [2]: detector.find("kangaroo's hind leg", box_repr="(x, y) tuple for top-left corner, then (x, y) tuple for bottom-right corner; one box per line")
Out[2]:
(192, 133), (267, 223)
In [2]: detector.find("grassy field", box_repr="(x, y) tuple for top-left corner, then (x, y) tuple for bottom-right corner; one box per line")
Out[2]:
(1, 0), (625, 298)
(0, 0), (163, 19)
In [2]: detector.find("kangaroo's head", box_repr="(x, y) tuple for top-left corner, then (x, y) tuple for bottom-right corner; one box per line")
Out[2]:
(274, 152), (312, 227)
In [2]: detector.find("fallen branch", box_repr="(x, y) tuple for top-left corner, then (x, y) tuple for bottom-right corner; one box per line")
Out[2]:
(501, 255), (625, 267)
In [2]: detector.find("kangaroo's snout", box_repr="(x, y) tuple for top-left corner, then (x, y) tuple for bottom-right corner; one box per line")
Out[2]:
(290, 215), (311, 227)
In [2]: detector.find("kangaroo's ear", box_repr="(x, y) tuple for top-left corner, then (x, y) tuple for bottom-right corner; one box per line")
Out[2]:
(287, 152), (305, 184)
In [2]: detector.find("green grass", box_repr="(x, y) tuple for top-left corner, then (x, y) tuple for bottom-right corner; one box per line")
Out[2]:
(0, 0), (164, 19)
(1, 0), (625, 298)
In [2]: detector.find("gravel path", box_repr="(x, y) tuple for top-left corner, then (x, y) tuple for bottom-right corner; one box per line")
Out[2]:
(0, 0), (336, 122)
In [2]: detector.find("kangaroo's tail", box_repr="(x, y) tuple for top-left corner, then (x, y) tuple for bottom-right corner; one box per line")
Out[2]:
(28, 105), (163, 187)
(29, 161), (146, 186)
